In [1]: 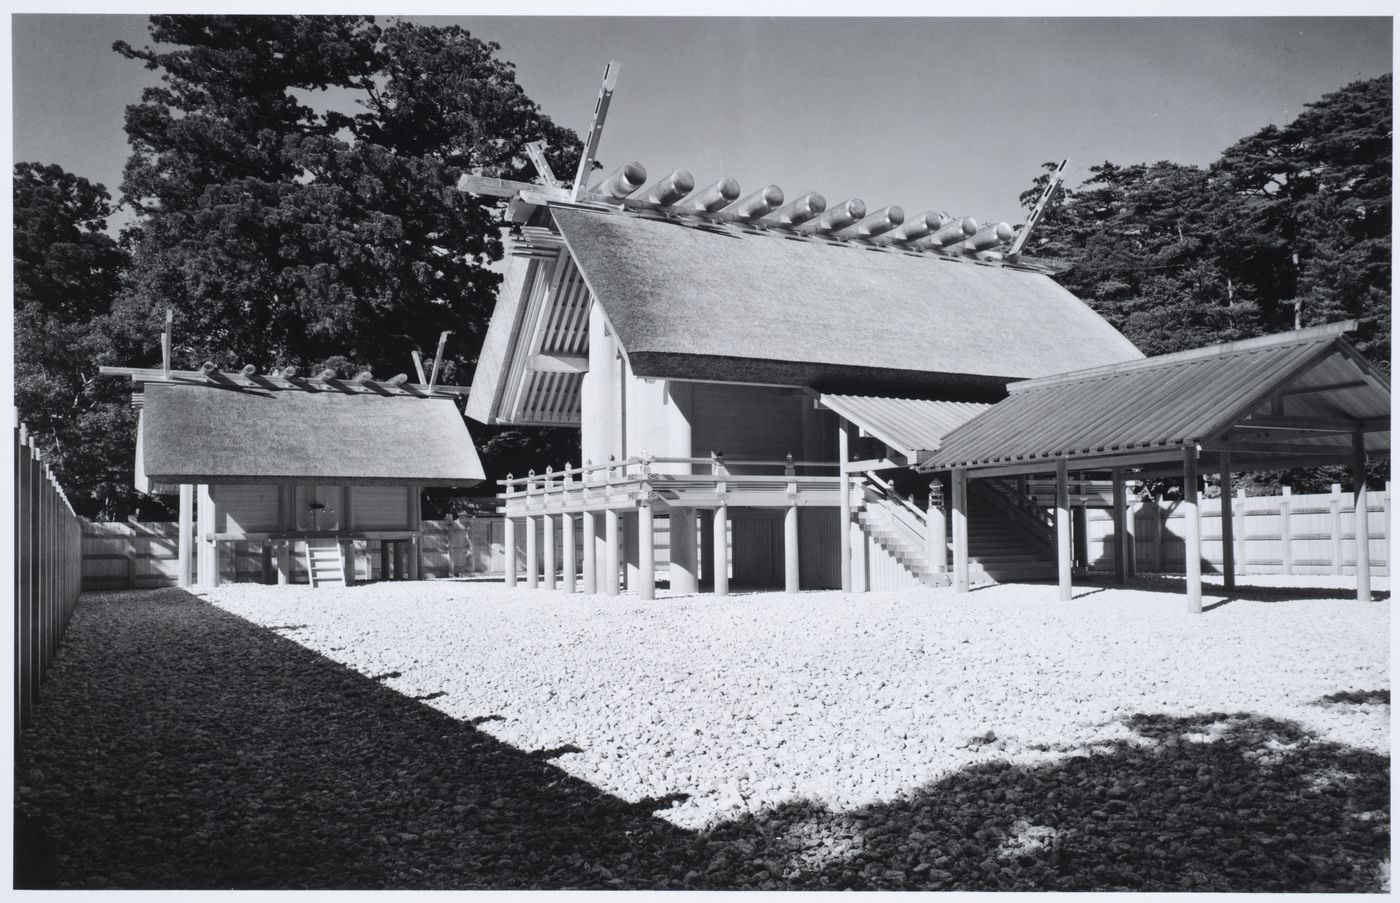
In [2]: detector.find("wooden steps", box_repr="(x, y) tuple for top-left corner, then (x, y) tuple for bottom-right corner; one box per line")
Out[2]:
(305, 538), (348, 588)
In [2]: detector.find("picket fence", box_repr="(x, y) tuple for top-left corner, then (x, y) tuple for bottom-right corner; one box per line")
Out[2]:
(14, 422), (85, 732)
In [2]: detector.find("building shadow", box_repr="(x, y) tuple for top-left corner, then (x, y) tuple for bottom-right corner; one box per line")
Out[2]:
(15, 589), (1390, 892)
(14, 588), (696, 890)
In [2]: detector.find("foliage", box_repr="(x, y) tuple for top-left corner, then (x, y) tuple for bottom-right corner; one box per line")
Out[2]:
(112, 14), (582, 385)
(13, 163), (164, 518)
(1021, 74), (1390, 365)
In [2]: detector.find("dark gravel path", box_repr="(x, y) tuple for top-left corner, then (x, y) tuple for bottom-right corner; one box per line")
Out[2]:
(14, 588), (1390, 891)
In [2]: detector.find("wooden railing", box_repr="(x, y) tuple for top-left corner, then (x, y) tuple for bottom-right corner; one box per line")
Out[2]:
(14, 421), (85, 732)
(498, 453), (844, 512)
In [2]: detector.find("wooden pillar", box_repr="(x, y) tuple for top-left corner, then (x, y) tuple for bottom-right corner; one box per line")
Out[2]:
(1072, 506), (1089, 574)
(1111, 467), (1127, 584)
(784, 503), (800, 593)
(542, 513), (556, 590)
(276, 540), (290, 585)
(604, 508), (620, 596)
(927, 477), (947, 574)
(1124, 490), (1137, 578)
(503, 517), (517, 587)
(699, 509), (715, 590)
(561, 512), (576, 593)
(1055, 459), (1071, 601)
(623, 510), (640, 591)
(670, 508), (698, 594)
(177, 483), (194, 588)
(407, 484), (422, 580)
(1183, 445), (1203, 614)
(838, 420), (852, 591)
(197, 484), (219, 588)
(951, 468), (969, 593)
(851, 519), (869, 593)
(638, 503), (655, 600)
(581, 511), (596, 593)
(1219, 454), (1235, 590)
(1353, 433), (1372, 602)
(524, 514), (538, 589)
(712, 504), (730, 596)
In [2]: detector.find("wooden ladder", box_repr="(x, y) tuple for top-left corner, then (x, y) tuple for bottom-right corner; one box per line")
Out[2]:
(305, 537), (347, 588)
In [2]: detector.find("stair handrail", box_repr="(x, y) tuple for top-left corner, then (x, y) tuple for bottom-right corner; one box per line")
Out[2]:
(861, 476), (929, 556)
(864, 472), (928, 524)
(975, 478), (1055, 547)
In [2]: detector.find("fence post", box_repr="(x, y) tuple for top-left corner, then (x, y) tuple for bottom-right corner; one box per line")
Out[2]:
(1280, 486), (1293, 575)
(1385, 482), (1392, 578)
(1330, 483), (1343, 576)
(1234, 485), (1247, 577)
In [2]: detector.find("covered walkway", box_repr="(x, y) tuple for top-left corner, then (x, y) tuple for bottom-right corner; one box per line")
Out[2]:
(916, 322), (1390, 611)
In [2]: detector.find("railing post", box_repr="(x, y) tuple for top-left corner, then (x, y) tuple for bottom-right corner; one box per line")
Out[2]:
(503, 473), (517, 588)
(561, 464), (576, 594)
(525, 470), (538, 590)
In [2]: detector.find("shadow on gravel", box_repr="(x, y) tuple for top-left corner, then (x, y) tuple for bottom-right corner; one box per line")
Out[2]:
(15, 589), (1390, 892)
(16, 588), (695, 890)
(692, 711), (1390, 892)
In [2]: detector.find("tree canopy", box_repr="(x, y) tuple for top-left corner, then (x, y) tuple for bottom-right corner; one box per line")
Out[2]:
(113, 15), (582, 382)
(13, 162), (160, 517)
(1019, 74), (1390, 364)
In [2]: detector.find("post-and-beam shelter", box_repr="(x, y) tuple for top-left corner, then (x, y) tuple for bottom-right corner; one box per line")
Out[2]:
(915, 322), (1390, 611)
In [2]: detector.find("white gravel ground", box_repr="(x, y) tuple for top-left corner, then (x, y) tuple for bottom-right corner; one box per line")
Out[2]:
(205, 575), (1389, 832)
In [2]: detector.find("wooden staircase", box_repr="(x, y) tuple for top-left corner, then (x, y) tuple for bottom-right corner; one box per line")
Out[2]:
(965, 499), (1056, 582)
(859, 476), (1056, 587)
(304, 538), (348, 588)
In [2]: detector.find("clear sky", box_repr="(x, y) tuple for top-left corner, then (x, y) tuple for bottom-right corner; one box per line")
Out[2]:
(9, 13), (1396, 229)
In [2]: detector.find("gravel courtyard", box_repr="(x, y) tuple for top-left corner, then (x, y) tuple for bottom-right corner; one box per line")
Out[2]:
(16, 576), (1390, 891)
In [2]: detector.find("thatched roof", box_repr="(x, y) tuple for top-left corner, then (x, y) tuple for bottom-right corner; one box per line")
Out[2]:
(552, 207), (1142, 396)
(139, 383), (484, 486)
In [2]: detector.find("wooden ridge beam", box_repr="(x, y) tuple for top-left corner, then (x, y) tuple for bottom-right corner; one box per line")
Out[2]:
(97, 365), (468, 396)
(1278, 379), (1369, 397)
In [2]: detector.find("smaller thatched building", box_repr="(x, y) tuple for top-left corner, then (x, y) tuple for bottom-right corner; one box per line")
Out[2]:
(103, 363), (484, 588)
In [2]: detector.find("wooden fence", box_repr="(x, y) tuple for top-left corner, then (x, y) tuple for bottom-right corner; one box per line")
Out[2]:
(15, 423), (85, 732)
(1084, 483), (1391, 578)
(82, 516), (517, 588)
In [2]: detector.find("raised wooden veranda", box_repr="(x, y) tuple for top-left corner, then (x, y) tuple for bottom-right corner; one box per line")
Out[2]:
(498, 454), (846, 599)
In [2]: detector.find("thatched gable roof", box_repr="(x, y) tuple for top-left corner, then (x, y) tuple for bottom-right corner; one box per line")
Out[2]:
(140, 383), (484, 486)
(552, 207), (1143, 395)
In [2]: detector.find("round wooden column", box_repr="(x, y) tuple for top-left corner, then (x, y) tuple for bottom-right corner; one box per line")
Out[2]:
(525, 515), (538, 590)
(638, 503), (655, 601)
(581, 511), (597, 594)
(561, 512), (576, 593)
(712, 504), (730, 596)
(503, 516), (517, 588)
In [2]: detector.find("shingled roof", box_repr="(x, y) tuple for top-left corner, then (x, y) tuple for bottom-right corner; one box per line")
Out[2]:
(916, 322), (1390, 476)
(139, 383), (484, 487)
(553, 207), (1142, 393)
